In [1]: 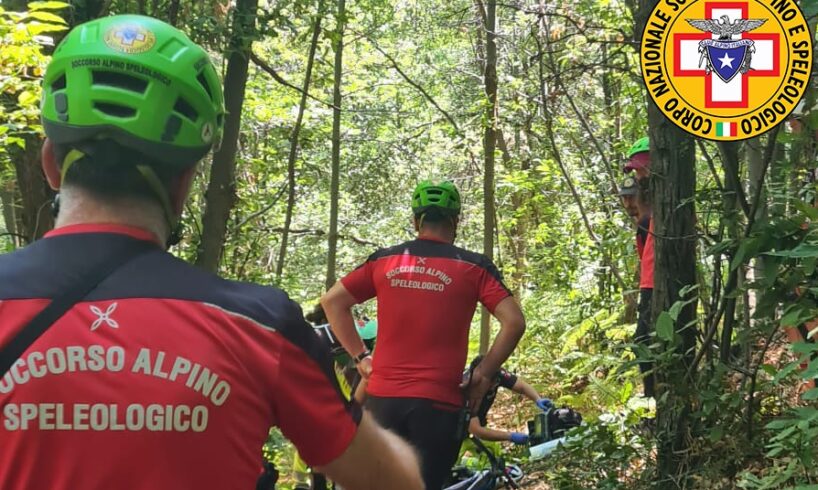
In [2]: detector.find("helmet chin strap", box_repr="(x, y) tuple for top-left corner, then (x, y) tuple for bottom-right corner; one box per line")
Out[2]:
(58, 149), (182, 249)
(134, 165), (182, 248)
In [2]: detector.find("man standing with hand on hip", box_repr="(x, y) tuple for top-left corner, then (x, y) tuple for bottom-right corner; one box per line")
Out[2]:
(322, 180), (526, 489)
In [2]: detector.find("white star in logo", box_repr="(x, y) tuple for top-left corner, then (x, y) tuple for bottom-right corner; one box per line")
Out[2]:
(718, 53), (735, 69)
(90, 303), (119, 331)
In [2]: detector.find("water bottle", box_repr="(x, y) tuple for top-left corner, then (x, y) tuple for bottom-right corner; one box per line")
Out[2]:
(528, 436), (566, 460)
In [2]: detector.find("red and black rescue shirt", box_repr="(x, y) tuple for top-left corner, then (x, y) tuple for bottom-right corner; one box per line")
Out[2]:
(639, 218), (655, 290)
(341, 237), (512, 406)
(0, 224), (359, 490)
(636, 215), (650, 258)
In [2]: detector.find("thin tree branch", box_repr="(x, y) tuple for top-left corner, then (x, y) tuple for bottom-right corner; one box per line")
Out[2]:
(250, 51), (337, 110)
(268, 227), (380, 247)
(555, 74), (618, 195)
(697, 140), (724, 193)
(688, 127), (782, 376)
(717, 141), (751, 219)
(0, 232), (29, 244)
(233, 183), (288, 230)
(277, 11), (323, 282)
(363, 37), (461, 133)
(745, 125), (780, 236)
(535, 18), (626, 289)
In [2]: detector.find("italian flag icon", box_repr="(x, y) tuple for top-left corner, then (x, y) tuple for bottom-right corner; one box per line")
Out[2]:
(716, 121), (737, 137)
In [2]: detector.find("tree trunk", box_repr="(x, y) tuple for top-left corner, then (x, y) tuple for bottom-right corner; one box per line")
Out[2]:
(479, 0), (498, 355)
(276, 12), (323, 283)
(325, 0), (346, 291)
(648, 101), (698, 487)
(167, 0), (181, 26)
(718, 142), (740, 364)
(504, 123), (530, 296)
(67, 0), (112, 24)
(196, 0), (258, 272)
(0, 183), (19, 248)
(744, 137), (764, 335)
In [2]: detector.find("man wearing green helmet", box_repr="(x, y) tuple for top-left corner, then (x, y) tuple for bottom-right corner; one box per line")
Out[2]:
(0, 15), (422, 490)
(624, 136), (651, 180)
(322, 180), (526, 489)
(623, 137), (655, 399)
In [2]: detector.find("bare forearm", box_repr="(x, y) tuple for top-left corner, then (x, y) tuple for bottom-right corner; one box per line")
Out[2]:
(321, 285), (367, 357)
(328, 307), (366, 357)
(317, 413), (424, 490)
(354, 378), (369, 404)
(478, 297), (525, 378)
(470, 422), (514, 442)
(513, 378), (540, 403)
(479, 322), (524, 380)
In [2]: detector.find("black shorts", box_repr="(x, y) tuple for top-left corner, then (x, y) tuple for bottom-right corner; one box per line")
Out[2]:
(636, 288), (655, 397)
(365, 395), (465, 489)
(636, 288), (653, 342)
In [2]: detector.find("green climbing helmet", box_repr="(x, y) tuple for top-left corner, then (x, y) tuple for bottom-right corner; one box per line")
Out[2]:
(627, 136), (649, 158)
(411, 180), (461, 216)
(41, 15), (225, 169)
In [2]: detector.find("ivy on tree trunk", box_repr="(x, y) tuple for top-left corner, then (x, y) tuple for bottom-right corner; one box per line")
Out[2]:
(648, 100), (698, 487)
(325, 0), (346, 291)
(276, 9), (323, 283)
(196, 0), (258, 272)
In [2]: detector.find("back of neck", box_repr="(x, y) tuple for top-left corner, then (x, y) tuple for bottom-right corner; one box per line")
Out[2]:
(55, 187), (168, 243)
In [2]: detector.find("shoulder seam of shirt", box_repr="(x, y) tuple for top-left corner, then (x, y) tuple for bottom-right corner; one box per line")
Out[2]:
(367, 241), (493, 267)
(203, 302), (278, 333)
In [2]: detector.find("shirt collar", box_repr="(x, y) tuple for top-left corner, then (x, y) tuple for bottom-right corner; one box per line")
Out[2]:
(416, 234), (450, 244)
(44, 223), (163, 246)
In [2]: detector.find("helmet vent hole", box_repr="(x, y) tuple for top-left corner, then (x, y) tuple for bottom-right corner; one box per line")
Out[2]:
(92, 71), (148, 93)
(173, 97), (198, 122)
(93, 102), (136, 118)
(161, 115), (182, 142)
(196, 72), (214, 101)
(51, 74), (66, 92)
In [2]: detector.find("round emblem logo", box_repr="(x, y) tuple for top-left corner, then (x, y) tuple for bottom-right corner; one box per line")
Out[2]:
(104, 23), (156, 54)
(640, 0), (812, 141)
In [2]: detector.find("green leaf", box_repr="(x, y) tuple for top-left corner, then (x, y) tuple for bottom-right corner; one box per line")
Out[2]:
(802, 388), (818, 401)
(766, 243), (818, 258)
(17, 91), (39, 108)
(708, 425), (724, 442)
(619, 381), (633, 404)
(26, 11), (67, 24)
(805, 257), (818, 276)
(773, 361), (799, 384)
(668, 301), (683, 321)
(760, 364), (777, 377)
(705, 239), (732, 257)
(731, 241), (750, 270)
(766, 417), (795, 429)
(656, 312), (674, 341)
(27, 1), (70, 10)
(791, 341), (818, 355)
(781, 306), (811, 327)
(794, 200), (818, 220)
(801, 0), (818, 18)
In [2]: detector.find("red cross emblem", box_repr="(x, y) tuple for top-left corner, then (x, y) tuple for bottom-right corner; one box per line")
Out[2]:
(673, 2), (779, 108)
